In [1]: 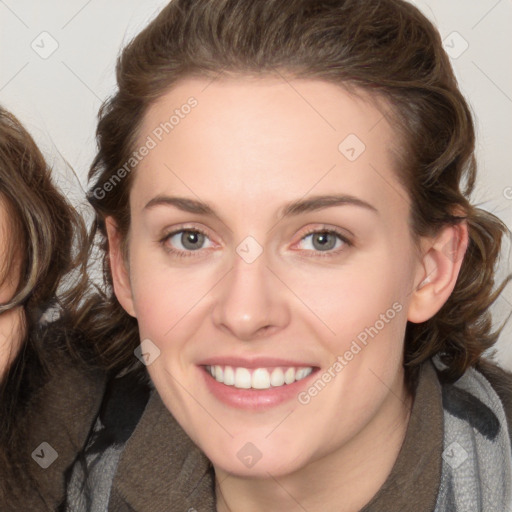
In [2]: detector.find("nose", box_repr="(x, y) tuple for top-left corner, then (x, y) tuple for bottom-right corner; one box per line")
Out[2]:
(211, 248), (290, 341)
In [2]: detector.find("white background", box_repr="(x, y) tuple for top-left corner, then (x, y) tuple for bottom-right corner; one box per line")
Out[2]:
(1, 0), (511, 369)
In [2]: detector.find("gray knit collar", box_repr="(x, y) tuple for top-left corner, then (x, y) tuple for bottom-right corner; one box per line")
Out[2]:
(434, 359), (512, 511)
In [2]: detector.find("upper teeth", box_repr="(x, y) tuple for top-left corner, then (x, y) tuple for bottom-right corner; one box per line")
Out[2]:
(206, 365), (313, 389)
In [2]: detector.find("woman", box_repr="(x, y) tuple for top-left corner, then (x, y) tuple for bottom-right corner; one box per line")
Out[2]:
(67, 0), (512, 510)
(0, 106), (106, 511)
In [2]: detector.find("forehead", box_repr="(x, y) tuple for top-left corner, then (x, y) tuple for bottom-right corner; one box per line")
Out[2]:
(133, 76), (409, 220)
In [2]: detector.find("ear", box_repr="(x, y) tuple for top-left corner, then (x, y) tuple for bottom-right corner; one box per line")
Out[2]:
(105, 216), (137, 318)
(407, 222), (469, 323)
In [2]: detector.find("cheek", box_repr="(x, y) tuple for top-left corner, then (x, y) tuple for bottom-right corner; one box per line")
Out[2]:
(284, 249), (415, 393)
(285, 249), (411, 337)
(0, 307), (25, 375)
(127, 248), (215, 345)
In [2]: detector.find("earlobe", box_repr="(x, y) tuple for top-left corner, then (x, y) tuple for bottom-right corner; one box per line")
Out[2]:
(407, 222), (469, 324)
(105, 217), (137, 318)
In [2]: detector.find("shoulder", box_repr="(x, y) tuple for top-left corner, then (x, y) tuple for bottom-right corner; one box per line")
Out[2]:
(437, 356), (512, 447)
(474, 357), (512, 439)
(14, 322), (108, 511)
(63, 368), (151, 511)
(432, 357), (512, 510)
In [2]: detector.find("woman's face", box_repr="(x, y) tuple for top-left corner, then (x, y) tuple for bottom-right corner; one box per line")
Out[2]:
(110, 77), (428, 477)
(0, 200), (24, 377)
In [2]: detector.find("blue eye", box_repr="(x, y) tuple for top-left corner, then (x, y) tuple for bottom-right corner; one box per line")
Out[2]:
(297, 229), (350, 254)
(159, 226), (351, 259)
(161, 229), (213, 255)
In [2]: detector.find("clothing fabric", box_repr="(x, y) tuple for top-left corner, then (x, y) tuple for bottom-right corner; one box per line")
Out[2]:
(433, 363), (512, 511)
(63, 358), (512, 512)
(0, 345), (106, 511)
(65, 372), (151, 511)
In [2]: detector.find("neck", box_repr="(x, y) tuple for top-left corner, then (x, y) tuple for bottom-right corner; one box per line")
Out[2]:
(215, 376), (413, 512)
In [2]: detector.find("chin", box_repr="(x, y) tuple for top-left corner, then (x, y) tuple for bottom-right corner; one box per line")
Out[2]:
(201, 434), (312, 478)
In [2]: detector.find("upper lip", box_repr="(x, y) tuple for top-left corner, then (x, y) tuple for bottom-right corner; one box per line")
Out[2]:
(197, 356), (318, 369)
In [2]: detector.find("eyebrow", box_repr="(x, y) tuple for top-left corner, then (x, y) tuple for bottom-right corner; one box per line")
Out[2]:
(144, 194), (379, 218)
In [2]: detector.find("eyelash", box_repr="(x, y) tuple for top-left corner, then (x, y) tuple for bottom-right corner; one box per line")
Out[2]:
(159, 226), (212, 258)
(158, 226), (352, 259)
(296, 227), (353, 258)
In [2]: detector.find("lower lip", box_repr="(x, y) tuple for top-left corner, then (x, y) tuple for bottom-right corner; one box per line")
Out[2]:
(200, 366), (319, 410)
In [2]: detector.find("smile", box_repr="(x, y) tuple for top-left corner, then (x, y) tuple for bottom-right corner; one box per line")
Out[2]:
(205, 365), (314, 390)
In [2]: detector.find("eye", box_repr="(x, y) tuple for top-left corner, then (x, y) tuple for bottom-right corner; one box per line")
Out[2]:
(296, 228), (351, 254)
(161, 228), (213, 255)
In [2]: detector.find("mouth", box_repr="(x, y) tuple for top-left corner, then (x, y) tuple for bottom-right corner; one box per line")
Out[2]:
(198, 359), (320, 410)
(204, 364), (314, 390)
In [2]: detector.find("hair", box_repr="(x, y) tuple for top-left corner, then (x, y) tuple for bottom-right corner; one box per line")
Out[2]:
(84, 0), (511, 391)
(0, 106), (91, 504)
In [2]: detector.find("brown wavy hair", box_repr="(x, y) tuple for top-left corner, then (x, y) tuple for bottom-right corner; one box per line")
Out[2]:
(0, 106), (91, 505)
(85, 0), (511, 390)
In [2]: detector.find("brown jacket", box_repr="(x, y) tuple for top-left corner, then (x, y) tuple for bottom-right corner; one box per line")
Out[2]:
(0, 350), (106, 511)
